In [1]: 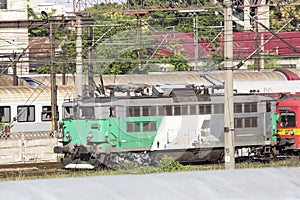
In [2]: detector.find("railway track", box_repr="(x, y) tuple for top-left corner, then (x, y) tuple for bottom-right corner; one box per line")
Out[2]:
(0, 162), (66, 180)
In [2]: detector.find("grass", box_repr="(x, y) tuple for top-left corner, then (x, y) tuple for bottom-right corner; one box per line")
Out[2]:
(1, 156), (300, 181)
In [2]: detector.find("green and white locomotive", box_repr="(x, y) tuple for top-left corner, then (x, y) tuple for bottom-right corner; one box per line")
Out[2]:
(54, 84), (276, 169)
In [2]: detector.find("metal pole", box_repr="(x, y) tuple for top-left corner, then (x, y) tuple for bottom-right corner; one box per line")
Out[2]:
(193, 13), (199, 71)
(50, 20), (57, 133)
(75, 14), (83, 98)
(88, 25), (94, 97)
(224, 0), (235, 169)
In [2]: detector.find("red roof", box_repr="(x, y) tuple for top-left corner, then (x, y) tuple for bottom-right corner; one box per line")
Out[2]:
(152, 33), (211, 59)
(220, 32), (300, 57)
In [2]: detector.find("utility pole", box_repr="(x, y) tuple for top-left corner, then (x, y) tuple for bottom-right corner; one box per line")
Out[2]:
(87, 25), (94, 97)
(75, 14), (83, 98)
(224, 0), (235, 169)
(50, 19), (57, 133)
(193, 13), (199, 71)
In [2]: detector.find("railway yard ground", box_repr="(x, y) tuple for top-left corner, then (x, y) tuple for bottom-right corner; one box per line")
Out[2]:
(0, 156), (300, 181)
(1, 159), (300, 200)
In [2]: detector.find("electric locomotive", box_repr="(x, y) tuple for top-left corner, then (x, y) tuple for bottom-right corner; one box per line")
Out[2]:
(275, 97), (300, 153)
(54, 84), (277, 169)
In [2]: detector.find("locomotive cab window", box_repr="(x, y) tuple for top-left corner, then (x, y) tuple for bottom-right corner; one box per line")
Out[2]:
(63, 106), (76, 119)
(280, 112), (296, 127)
(80, 106), (95, 118)
(0, 106), (10, 123)
(17, 105), (35, 122)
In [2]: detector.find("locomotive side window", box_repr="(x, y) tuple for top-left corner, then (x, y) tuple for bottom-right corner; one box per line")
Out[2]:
(17, 105), (35, 122)
(244, 117), (258, 128)
(142, 106), (150, 116)
(280, 112), (296, 127)
(244, 103), (257, 113)
(214, 104), (224, 114)
(143, 121), (157, 132)
(199, 104), (212, 114)
(190, 105), (197, 115)
(128, 106), (140, 117)
(164, 105), (172, 116)
(0, 106), (10, 123)
(174, 106), (181, 115)
(126, 122), (140, 132)
(80, 106), (95, 118)
(234, 103), (243, 113)
(234, 118), (243, 128)
(181, 105), (188, 115)
(41, 106), (59, 121)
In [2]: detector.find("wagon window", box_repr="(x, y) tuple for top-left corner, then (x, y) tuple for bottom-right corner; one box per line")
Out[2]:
(0, 0), (7, 9)
(280, 112), (296, 127)
(17, 105), (35, 122)
(41, 106), (59, 121)
(0, 106), (10, 123)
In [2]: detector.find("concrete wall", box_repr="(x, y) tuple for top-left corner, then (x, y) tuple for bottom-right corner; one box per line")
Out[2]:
(0, 132), (58, 164)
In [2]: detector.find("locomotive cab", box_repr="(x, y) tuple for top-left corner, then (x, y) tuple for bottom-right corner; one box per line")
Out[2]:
(276, 98), (300, 151)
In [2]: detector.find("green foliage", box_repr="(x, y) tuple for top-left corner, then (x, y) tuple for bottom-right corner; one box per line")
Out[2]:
(156, 155), (184, 172)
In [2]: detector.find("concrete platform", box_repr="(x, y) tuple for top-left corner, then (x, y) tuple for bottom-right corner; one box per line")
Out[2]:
(1, 167), (300, 199)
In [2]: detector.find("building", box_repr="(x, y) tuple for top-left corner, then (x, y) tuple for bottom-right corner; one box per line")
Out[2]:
(0, 0), (29, 75)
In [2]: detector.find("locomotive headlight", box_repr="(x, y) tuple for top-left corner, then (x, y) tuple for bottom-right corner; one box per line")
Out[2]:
(66, 132), (72, 141)
(285, 130), (289, 135)
(86, 132), (93, 141)
(290, 129), (294, 135)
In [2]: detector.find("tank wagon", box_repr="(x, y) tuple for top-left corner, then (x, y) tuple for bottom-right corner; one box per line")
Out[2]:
(54, 84), (276, 169)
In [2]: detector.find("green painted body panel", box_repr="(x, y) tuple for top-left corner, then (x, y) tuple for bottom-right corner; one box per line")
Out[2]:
(62, 116), (163, 149)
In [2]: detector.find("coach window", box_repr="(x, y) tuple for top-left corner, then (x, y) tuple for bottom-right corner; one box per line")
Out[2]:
(41, 106), (59, 121)
(17, 105), (35, 122)
(0, 0), (7, 9)
(143, 121), (157, 132)
(126, 122), (140, 132)
(244, 103), (257, 113)
(0, 106), (10, 123)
